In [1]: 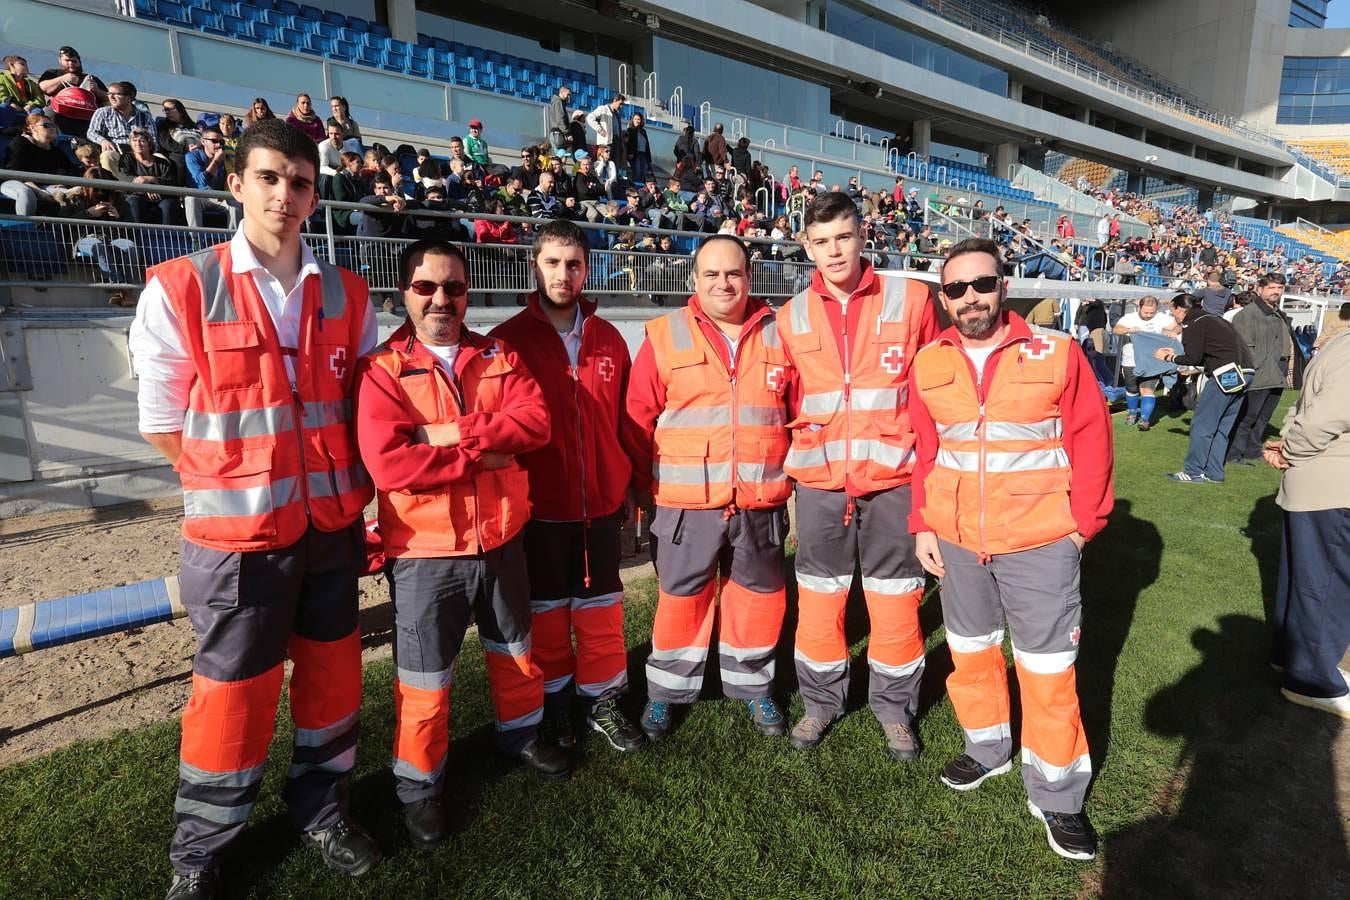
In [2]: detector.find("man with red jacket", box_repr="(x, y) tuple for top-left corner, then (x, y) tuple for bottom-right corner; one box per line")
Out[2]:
(128, 120), (379, 900)
(909, 237), (1113, 861)
(355, 239), (571, 849)
(626, 235), (795, 740)
(777, 192), (941, 760)
(490, 219), (647, 752)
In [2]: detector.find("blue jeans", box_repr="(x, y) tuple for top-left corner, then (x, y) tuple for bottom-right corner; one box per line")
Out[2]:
(1272, 508), (1350, 698)
(1183, 381), (1243, 480)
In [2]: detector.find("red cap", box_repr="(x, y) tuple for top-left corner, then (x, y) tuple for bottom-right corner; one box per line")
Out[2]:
(468, 119), (483, 128)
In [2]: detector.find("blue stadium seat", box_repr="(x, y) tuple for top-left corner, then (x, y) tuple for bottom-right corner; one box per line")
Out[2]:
(332, 39), (358, 62)
(185, 0), (210, 9)
(357, 43), (381, 67)
(134, 0), (155, 16)
(189, 6), (223, 32)
(157, 0), (191, 25)
(274, 0), (299, 14)
(313, 19), (338, 37)
(205, 0), (234, 13)
(278, 26), (304, 51)
(260, 8), (290, 28)
(338, 26), (365, 44)
(298, 3), (321, 20)
(416, 33), (431, 47)
(370, 22), (390, 38)
(430, 51), (452, 81)
(222, 13), (247, 38)
(303, 32), (334, 56)
(237, 0), (261, 20)
(383, 48), (409, 74)
(344, 14), (369, 31)
(432, 37), (450, 52)
(408, 52), (429, 78)
(250, 19), (278, 43)
(322, 9), (344, 26)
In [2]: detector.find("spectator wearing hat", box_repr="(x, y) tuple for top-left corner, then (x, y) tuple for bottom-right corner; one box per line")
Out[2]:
(465, 119), (491, 166)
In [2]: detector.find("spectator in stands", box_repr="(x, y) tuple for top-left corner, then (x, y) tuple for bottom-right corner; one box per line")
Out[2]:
(674, 156), (703, 193)
(155, 98), (198, 182)
(380, 153), (414, 201)
(546, 84), (570, 153)
(218, 113), (240, 159)
(586, 94), (625, 167)
(330, 151), (364, 233)
(86, 81), (154, 174)
(674, 124), (701, 170)
(566, 110), (587, 159)
(593, 144), (618, 196)
(405, 182), (468, 244)
(1, 113), (78, 215)
(448, 159), (486, 212)
(38, 46), (106, 136)
(73, 141), (98, 170)
(1223, 290), (1252, 322)
(1057, 213), (1075, 239)
(447, 135), (484, 181)
(285, 93), (324, 143)
(476, 197), (519, 245)
(358, 171), (412, 237)
(1075, 298), (1109, 353)
(360, 147), (382, 182)
(704, 123), (728, 173)
(118, 127), (180, 224)
(318, 122), (347, 178)
(660, 176), (693, 231)
(529, 170), (565, 219)
(59, 166), (127, 221)
(183, 126), (238, 230)
(496, 175), (529, 217)
(1095, 212), (1110, 245)
(546, 154), (573, 198)
(412, 148), (440, 188)
(623, 111), (652, 183)
(1194, 270), (1232, 317)
(729, 137), (752, 176)
(572, 153), (607, 222)
(1, 55), (46, 117)
(326, 95), (361, 149)
(465, 119), (491, 166)
(242, 96), (276, 128)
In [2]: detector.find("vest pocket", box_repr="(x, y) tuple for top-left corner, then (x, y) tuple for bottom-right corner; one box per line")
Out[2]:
(178, 444), (280, 542)
(202, 321), (263, 391)
(655, 435), (710, 505)
(922, 466), (961, 543)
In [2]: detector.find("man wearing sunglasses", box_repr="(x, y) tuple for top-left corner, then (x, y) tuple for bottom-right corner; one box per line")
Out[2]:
(490, 219), (649, 754)
(355, 239), (569, 849)
(907, 237), (1113, 862)
(776, 191), (940, 761)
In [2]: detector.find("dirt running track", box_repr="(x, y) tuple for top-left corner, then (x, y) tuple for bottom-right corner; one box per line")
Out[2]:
(0, 501), (654, 767)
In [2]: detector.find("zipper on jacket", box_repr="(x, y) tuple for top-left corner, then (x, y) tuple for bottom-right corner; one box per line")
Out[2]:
(443, 352), (481, 550)
(841, 303), (855, 527)
(728, 326), (741, 515)
(570, 316), (593, 588)
(290, 381), (313, 518)
(955, 340), (1003, 563)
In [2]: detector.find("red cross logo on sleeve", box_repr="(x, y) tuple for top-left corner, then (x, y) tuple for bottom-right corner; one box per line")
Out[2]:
(329, 346), (347, 380)
(766, 365), (784, 392)
(1070, 626), (1081, 646)
(1022, 335), (1056, 361)
(597, 356), (615, 382)
(880, 345), (905, 374)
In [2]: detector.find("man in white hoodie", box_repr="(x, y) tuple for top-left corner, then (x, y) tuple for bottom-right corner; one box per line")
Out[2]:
(585, 94), (625, 164)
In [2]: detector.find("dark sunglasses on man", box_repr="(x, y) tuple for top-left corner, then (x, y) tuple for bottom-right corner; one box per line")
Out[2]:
(407, 279), (469, 297)
(941, 275), (1000, 299)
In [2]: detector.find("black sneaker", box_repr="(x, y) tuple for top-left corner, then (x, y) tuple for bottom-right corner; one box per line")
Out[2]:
(1027, 800), (1097, 860)
(939, 754), (1013, 791)
(587, 698), (647, 752)
(515, 736), (574, 780)
(165, 871), (221, 900)
(540, 706), (577, 751)
(301, 817), (381, 877)
(402, 797), (448, 850)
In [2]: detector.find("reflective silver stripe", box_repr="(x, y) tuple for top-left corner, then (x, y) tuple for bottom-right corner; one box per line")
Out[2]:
(785, 438), (912, 471)
(644, 667), (702, 692)
(656, 461), (732, 484)
(738, 405), (785, 427)
(759, 318), (781, 348)
(983, 418), (1063, 442)
(965, 722), (1012, 745)
(657, 406), (731, 428)
(938, 421), (980, 442)
(302, 398), (353, 430)
(718, 643), (777, 662)
(860, 575), (925, 595)
(574, 591), (622, 611)
(867, 655), (925, 679)
(287, 745), (356, 779)
(531, 597), (571, 614)
(936, 448), (1069, 473)
(785, 439), (843, 471)
(316, 260), (348, 321)
(666, 309), (694, 351)
(879, 276), (908, 323)
(397, 664), (454, 691)
(946, 628), (1005, 654)
(174, 796), (253, 825)
(1012, 645), (1078, 675)
(188, 248), (238, 323)
(852, 438), (914, 470)
(544, 673), (574, 693)
(796, 571), (851, 593)
(308, 464), (370, 500)
(577, 669), (629, 697)
(497, 706), (544, 731)
(183, 405), (293, 442)
(294, 709), (359, 748)
(182, 477), (301, 519)
(392, 754), (447, 785)
(800, 391), (844, 416)
(649, 645), (709, 663)
(737, 461), (787, 484)
(1021, 747), (1092, 784)
(850, 387), (901, 412)
(178, 760), (266, 789)
(793, 647), (848, 673)
(720, 668), (774, 686)
(788, 290), (812, 334)
(481, 636), (531, 658)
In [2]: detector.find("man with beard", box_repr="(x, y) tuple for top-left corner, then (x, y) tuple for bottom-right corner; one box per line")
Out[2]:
(775, 191), (940, 760)
(908, 237), (1113, 861)
(490, 220), (648, 753)
(356, 240), (570, 850)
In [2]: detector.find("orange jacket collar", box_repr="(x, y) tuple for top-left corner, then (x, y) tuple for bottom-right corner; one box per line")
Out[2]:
(934, 310), (1033, 351)
(808, 259), (878, 303)
(523, 290), (597, 326)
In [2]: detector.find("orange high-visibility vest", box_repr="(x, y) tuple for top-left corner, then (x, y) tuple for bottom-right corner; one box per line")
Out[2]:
(646, 305), (791, 509)
(776, 275), (934, 493)
(912, 329), (1077, 556)
(364, 335), (532, 558)
(151, 242), (372, 552)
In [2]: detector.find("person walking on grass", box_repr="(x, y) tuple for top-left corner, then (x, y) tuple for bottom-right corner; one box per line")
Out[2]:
(128, 120), (379, 900)
(909, 237), (1114, 861)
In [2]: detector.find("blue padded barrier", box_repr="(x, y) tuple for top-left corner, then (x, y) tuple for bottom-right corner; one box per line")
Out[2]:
(0, 576), (186, 658)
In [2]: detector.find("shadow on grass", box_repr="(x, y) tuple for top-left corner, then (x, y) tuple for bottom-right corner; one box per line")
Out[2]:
(1245, 492), (1282, 634)
(1100, 614), (1349, 898)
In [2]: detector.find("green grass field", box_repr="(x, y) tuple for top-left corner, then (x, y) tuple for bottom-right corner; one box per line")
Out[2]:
(3, 396), (1347, 899)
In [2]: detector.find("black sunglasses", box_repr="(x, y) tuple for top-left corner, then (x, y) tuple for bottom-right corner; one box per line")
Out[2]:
(941, 275), (1001, 299)
(408, 279), (468, 297)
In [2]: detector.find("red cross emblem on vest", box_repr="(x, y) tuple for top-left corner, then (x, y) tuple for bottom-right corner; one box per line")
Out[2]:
(329, 346), (347, 380)
(881, 345), (905, 374)
(1070, 626), (1081, 646)
(597, 356), (615, 382)
(766, 365), (784, 392)
(1022, 335), (1055, 361)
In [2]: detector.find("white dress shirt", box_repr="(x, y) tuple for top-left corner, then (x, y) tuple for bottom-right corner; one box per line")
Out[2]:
(128, 229), (378, 432)
(558, 304), (584, 368)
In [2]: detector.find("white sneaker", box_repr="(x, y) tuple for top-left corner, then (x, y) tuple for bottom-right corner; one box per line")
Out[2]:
(1280, 687), (1350, 719)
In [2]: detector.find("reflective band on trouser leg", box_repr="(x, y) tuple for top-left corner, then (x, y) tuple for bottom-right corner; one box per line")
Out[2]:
(572, 589), (628, 699)
(283, 630), (362, 831)
(392, 677), (451, 802)
(716, 580), (785, 700)
(529, 600), (575, 697)
(646, 584), (716, 703)
(946, 641), (1013, 769)
(482, 638), (545, 753)
(862, 581), (926, 725)
(1015, 658), (1091, 813)
(171, 665), (285, 873)
(793, 573), (851, 720)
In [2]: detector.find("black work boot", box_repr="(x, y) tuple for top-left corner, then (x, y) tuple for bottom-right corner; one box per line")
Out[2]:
(301, 817), (381, 876)
(402, 796), (449, 849)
